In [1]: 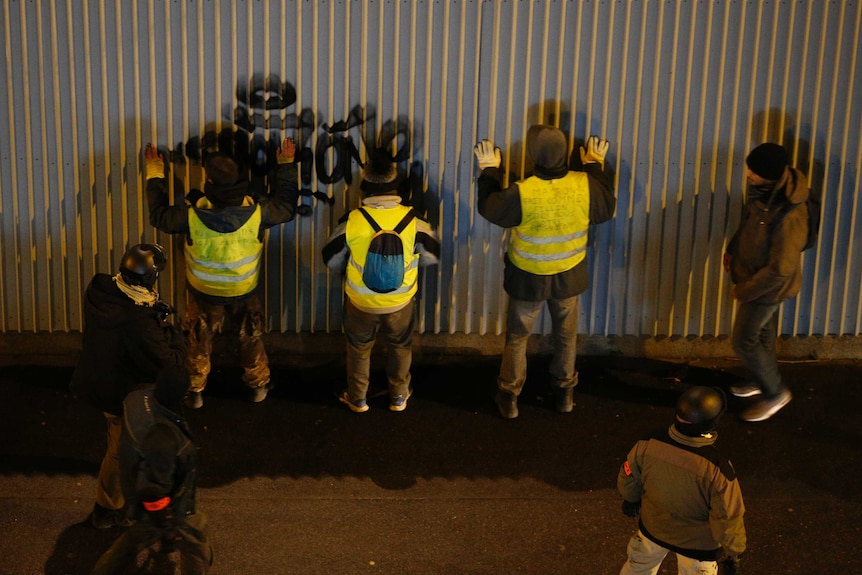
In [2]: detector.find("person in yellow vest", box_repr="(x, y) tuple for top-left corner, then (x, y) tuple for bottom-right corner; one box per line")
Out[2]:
(474, 126), (615, 419)
(322, 147), (440, 413)
(144, 138), (299, 408)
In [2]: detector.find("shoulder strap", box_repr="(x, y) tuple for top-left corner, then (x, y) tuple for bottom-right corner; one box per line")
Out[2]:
(393, 209), (417, 234)
(358, 207), (382, 232)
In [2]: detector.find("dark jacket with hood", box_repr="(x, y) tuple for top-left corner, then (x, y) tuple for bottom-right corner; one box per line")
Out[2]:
(70, 275), (188, 415)
(146, 161), (299, 305)
(726, 167), (809, 304)
(477, 125), (616, 301)
(121, 387), (198, 521)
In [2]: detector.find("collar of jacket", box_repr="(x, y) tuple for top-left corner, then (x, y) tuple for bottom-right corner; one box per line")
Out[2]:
(668, 424), (718, 447)
(362, 194), (403, 209)
(533, 165), (570, 180)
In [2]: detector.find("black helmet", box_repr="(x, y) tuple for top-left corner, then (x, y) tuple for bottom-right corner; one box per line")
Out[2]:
(119, 243), (167, 289)
(675, 386), (726, 435)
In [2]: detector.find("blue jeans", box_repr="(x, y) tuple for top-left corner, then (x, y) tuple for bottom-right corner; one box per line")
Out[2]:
(731, 301), (783, 398)
(498, 295), (579, 395)
(344, 298), (415, 401)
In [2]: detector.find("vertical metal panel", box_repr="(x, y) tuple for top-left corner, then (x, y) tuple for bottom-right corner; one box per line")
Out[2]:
(0, 0), (860, 340)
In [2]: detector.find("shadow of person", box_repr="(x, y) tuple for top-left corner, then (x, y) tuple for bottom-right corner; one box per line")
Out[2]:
(44, 520), (117, 575)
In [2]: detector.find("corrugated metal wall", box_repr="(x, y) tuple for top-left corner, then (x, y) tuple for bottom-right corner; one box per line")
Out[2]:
(1, 0), (860, 338)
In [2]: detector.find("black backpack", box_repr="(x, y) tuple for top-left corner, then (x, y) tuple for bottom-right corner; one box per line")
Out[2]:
(778, 179), (821, 252)
(357, 207), (416, 293)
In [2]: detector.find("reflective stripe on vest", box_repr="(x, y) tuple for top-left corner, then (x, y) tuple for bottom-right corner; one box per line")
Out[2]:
(345, 205), (419, 310)
(185, 205), (263, 297)
(508, 172), (591, 275)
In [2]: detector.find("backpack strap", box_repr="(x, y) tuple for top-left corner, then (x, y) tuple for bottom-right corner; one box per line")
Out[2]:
(358, 207), (382, 232)
(358, 207), (417, 234)
(393, 209), (417, 234)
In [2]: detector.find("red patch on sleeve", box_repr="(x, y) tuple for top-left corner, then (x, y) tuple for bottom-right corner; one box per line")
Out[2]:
(623, 461), (633, 476)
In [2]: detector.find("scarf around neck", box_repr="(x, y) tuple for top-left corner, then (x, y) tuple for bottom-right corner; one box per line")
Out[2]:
(113, 273), (158, 306)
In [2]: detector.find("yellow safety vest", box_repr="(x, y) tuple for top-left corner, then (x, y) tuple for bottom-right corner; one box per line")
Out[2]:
(508, 172), (591, 275)
(184, 199), (263, 297)
(345, 205), (419, 312)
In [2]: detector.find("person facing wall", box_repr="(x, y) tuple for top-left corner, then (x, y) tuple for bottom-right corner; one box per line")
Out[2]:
(144, 139), (299, 408)
(322, 147), (440, 413)
(473, 126), (616, 419)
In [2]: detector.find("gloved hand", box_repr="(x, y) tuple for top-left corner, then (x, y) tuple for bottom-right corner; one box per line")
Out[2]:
(153, 301), (174, 323)
(621, 500), (641, 517)
(277, 137), (296, 164)
(144, 143), (166, 180)
(579, 136), (610, 167)
(474, 140), (502, 170)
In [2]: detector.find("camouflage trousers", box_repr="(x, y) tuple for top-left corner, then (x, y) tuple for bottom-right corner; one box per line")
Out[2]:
(183, 290), (270, 392)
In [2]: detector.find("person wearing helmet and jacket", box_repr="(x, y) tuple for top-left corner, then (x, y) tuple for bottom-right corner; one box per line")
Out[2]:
(322, 147), (440, 413)
(70, 244), (188, 529)
(474, 126), (615, 419)
(92, 365), (212, 574)
(617, 386), (746, 575)
(145, 138), (299, 408)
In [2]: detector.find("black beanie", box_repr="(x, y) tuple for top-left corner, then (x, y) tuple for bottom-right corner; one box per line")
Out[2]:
(746, 143), (789, 181)
(154, 365), (190, 413)
(360, 147), (400, 196)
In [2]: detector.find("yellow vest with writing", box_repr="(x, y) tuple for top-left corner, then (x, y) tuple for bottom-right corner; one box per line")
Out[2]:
(345, 205), (419, 312)
(508, 172), (591, 275)
(185, 199), (263, 297)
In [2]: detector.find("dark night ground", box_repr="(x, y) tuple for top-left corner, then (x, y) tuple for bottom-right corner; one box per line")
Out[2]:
(1, 356), (860, 574)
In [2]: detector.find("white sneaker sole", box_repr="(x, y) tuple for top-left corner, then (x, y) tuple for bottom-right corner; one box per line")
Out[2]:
(730, 387), (762, 398)
(741, 392), (792, 422)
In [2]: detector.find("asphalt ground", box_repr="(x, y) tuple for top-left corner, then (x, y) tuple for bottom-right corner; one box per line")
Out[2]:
(1, 356), (860, 575)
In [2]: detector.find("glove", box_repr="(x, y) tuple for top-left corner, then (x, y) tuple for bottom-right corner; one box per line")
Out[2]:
(474, 140), (502, 170)
(277, 137), (296, 164)
(153, 301), (174, 323)
(579, 136), (610, 167)
(621, 500), (641, 517)
(144, 143), (166, 180)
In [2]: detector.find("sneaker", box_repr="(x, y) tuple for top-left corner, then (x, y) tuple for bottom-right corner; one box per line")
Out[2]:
(249, 383), (273, 403)
(554, 387), (574, 413)
(339, 392), (369, 413)
(730, 383), (762, 398)
(184, 391), (203, 410)
(389, 389), (413, 412)
(89, 503), (133, 529)
(495, 390), (519, 419)
(740, 388), (792, 422)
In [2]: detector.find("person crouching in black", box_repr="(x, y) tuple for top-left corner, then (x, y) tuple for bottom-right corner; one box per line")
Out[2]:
(91, 365), (212, 574)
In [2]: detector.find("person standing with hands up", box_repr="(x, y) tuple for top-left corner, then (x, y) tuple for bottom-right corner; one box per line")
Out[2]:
(474, 126), (615, 419)
(145, 138), (299, 408)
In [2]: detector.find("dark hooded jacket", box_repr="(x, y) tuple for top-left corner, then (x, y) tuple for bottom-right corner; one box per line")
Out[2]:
(146, 161), (299, 305)
(121, 388), (198, 521)
(726, 167), (810, 304)
(477, 125), (616, 300)
(69, 274), (188, 415)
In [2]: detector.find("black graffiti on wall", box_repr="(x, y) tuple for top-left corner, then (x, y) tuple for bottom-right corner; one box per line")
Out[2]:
(159, 73), (421, 215)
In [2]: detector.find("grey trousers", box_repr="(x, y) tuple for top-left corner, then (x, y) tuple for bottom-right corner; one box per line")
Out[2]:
(498, 295), (579, 395)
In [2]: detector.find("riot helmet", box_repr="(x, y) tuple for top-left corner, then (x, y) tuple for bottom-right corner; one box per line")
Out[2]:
(675, 386), (727, 436)
(119, 243), (167, 289)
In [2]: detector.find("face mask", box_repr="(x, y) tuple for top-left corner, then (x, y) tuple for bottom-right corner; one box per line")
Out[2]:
(749, 182), (775, 201)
